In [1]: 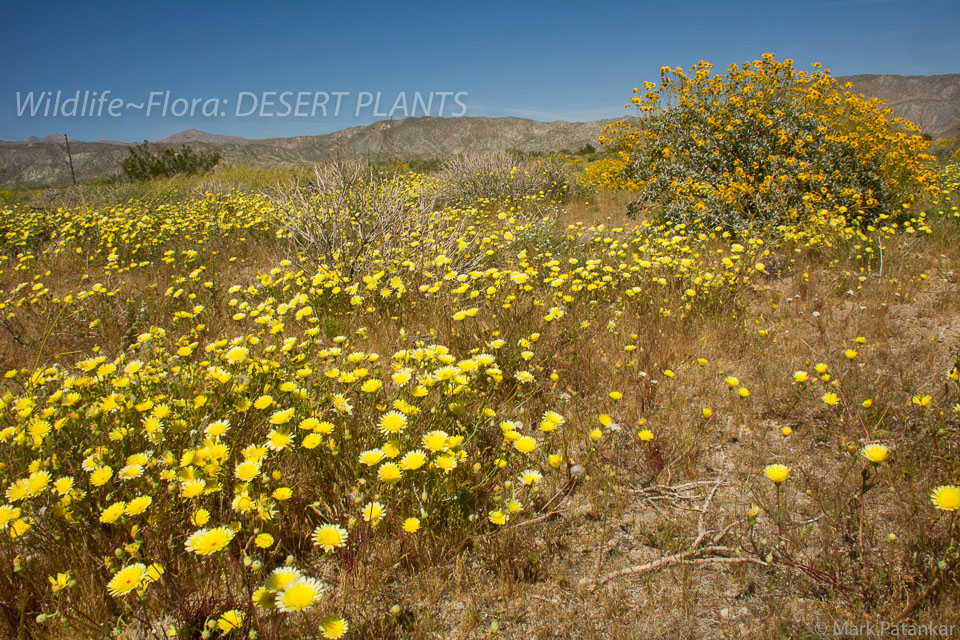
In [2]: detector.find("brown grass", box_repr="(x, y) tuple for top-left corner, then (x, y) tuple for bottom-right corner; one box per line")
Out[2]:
(1, 169), (959, 639)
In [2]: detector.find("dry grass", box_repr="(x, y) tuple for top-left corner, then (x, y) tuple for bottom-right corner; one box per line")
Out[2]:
(0, 163), (958, 639)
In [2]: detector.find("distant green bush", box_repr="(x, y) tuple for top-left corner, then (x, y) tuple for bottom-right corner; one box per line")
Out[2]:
(121, 141), (221, 181)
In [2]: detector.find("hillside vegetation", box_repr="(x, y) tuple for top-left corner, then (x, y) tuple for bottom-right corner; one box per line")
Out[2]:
(1, 57), (959, 639)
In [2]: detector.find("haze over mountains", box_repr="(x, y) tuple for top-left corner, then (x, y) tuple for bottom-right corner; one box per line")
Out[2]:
(1, 74), (958, 187)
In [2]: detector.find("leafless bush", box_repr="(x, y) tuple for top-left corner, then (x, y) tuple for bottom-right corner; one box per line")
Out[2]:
(266, 162), (438, 275)
(267, 162), (490, 275)
(436, 152), (577, 207)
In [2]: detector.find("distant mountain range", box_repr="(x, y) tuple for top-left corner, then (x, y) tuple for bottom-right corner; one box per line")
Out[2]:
(0, 116), (618, 186)
(839, 74), (960, 138)
(1, 74), (957, 187)
(156, 129), (249, 144)
(0, 129), (243, 146)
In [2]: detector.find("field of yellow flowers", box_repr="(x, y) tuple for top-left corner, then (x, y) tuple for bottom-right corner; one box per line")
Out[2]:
(2, 71), (960, 640)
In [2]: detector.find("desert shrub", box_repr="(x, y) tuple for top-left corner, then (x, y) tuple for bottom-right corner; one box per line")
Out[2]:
(121, 141), (221, 182)
(436, 152), (576, 206)
(267, 162), (482, 274)
(581, 157), (639, 192)
(600, 54), (940, 232)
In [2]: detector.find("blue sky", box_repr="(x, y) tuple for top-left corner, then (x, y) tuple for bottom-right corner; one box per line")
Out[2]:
(1, 0), (958, 141)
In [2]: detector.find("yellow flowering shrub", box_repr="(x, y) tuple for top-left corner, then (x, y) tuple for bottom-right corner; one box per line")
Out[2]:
(600, 54), (940, 231)
(581, 157), (639, 192)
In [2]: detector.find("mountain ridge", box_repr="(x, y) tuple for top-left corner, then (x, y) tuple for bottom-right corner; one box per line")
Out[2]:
(2, 74), (958, 187)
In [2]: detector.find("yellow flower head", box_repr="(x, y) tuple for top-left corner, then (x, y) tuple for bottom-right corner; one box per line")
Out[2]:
(184, 527), (235, 555)
(320, 616), (349, 639)
(861, 443), (888, 464)
(312, 524), (348, 552)
(107, 563), (146, 597)
(764, 463), (790, 485)
(930, 485), (960, 511)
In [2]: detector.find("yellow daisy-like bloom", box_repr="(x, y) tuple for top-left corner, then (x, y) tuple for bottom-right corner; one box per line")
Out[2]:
(0, 505), (20, 528)
(793, 371), (809, 383)
(379, 410), (407, 434)
(861, 443), (889, 464)
(912, 394), (932, 407)
(358, 449), (385, 466)
(277, 577), (326, 612)
(10, 518), (30, 538)
(543, 410), (564, 425)
(205, 420), (230, 437)
(272, 487), (292, 501)
(930, 485), (960, 511)
(225, 346), (248, 364)
(269, 408), (295, 425)
(266, 429), (293, 451)
(255, 533), (274, 548)
(53, 476), (73, 495)
(312, 524), (348, 552)
(253, 395), (274, 410)
(184, 527), (235, 555)
(725, 376), (739, 388)
(361, 379), (382, 393)
(118, 464), (143, 480)
(382, 442), (401, 458)
(822, 392), (840, 406)
(400, 450), (426, 471)
(217, 609), (245, 633)
(513, 436), (537, 454)
(319, 616), (349, 639)
(548, 453), (563, 468)
(107, 563), (146, 597)
(402, 517), (421, 533)
(125, 496), (153, 516)
(315, 421), (335, 435)
(265, 566), (301, 591)
(435, 455), (456, 473)
(28, 420), (51, 438)
(489, 509), (507, 525)
(235, 461), (261, 481)
(422, 430), (449, 452)
(27, 470), (51, 494)
(378, 462), (402, 483)
(253, 586), (277, 609)
(100, 502), (127, 524)
(191, 508), (210, 526)
(48, 571), (71, 593)
(90, 466), (113, 487)
(4, 480), (29, 503)
(764, 464), (790, 485)
(362, 501), (385, 525)
(181, 479), (206, 499)
(519, 469), (542, 486)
